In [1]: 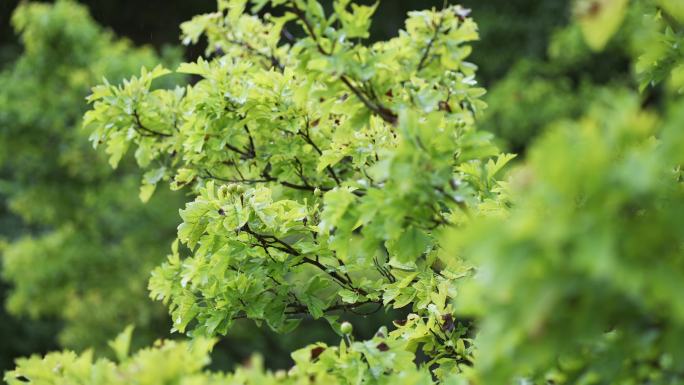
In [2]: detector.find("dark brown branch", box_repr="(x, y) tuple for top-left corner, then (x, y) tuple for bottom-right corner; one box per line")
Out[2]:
(203, 167), (338, 193)
(416, 17), (445, 72)
(281, 180), (331, 192)
(284, 299), (380, 316)
(284, 1), (397, 125)
(239, 223), (360, 290)
(340, 76), (397, 125)
(241, 223), (302, 256)
(225, 36), (284, 71)
(301, 118), (322, 155)
(225, 143), (252, 158)
(202, 170), (271, 184)
(292, 157), (312, 188)
(261, 168), (335, 193)
(300, 118), (342, 185)
(132, 110), (172, 137)
(284, 3), (329, 55)
(373, 257), (396, 283)
(347, 301), (383, 316)
(244, 125), (256, 157)
(301, 256), (352, 288)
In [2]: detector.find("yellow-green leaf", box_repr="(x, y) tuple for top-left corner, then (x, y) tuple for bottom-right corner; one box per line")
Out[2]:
(574, 0), (628, 51)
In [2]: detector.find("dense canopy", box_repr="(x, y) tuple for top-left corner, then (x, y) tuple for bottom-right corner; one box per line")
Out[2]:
(2, 0), (684, 384)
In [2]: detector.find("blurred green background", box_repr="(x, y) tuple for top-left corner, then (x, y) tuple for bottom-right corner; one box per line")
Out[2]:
(1, 0), (569, 83)
(1, 0), (640, 375)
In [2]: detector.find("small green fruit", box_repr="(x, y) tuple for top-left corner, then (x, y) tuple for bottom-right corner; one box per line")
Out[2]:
(340, 321), (353, 335)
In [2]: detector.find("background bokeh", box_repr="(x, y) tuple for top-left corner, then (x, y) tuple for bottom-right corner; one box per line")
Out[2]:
(1, 0), (569, 83)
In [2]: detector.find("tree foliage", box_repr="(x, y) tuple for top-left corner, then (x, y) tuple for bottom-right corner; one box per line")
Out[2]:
(0, 0), (184, 351)
(451, 1), (684, 382)
(5, 0), (684, 384)
(75, 0), (505, 381)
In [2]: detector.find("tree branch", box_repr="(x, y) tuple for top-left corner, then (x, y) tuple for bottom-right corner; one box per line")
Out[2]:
(132, 110), (172, 137)
(283, 1), (398, 125)
(224, 36), (284, 71)
(416, 16), (445, 72)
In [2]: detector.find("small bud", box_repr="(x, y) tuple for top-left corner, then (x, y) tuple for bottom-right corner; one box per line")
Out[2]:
(217, 185), (230, 199)
(340, 321), (353, 335)
(314, 187), (322, 197)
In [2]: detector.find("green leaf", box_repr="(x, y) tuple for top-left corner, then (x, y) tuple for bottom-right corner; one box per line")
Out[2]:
(573, 0), (628, 51)
(391, 226), (431, 263)
(108, 325), (134, 362)
(139, 183), (157, 203)
(657, 0), (684, 23)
